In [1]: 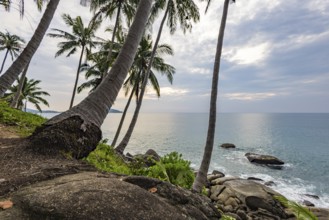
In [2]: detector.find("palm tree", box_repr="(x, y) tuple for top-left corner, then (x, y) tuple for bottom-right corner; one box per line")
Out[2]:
(192, 0), (235, 193)
(114, 0), (200, 153)
(0, 31), (25, 74)
(90, 0), (137, 78)
(29, 0), (153, 159)
(0, 0), (45, 17)
(48, 14), (102, 109)
(113, 34), (175, 149)
(5, 77), (50, 112)
(10, 60), (30, 109)
(0, 0), (60, 97)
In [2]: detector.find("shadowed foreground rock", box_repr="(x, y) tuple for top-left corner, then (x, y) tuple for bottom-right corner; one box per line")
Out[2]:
(0, 172), (221, 220)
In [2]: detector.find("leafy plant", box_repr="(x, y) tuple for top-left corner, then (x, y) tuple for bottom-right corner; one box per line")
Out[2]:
(85, 143), (132, 175)
(274, 195), (318, 220)
(146, 152), (195, 189)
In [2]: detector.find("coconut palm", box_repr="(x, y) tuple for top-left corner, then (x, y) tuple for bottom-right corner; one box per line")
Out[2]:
(115, 0), (200, 153)
(29, 0), (153, 159)
(4, 77), (49, 112)
(10, 61), (30, 109)
(113, 34), (175, 149)
(192, 0), (235, 193)
(90, 0), (137, 77)
(0, 31), (25, 74)
(0, 0), (60, 97)
(0, 0), (45, 16)
(48, 14), (102, 109)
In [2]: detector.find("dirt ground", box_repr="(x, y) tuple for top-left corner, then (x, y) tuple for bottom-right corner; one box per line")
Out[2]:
(0, 124), (96, 197)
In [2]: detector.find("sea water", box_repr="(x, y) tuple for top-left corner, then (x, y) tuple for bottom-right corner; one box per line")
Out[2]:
(101, 113), (329, 208)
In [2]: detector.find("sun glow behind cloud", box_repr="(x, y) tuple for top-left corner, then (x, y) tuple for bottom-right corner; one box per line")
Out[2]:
(226, 43), (270, 65)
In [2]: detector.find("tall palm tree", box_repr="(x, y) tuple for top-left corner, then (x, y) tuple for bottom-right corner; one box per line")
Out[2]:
(90, 0), (137, 78)
(48, 14), (102, 109)
(115, 0), (200, 153)
(29, 0), (153, 159)
(113, 34), (175, 149)
(10, 60), (30, 109)
(192, 0), (235, 193)
(5, 77), (50, 112)
(0, 31), (25, 74)
(0, 0), (45, 16)
(0, 0), (60, 97)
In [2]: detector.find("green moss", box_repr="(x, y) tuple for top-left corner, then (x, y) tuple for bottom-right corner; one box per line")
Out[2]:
(0, 100), (46, 136)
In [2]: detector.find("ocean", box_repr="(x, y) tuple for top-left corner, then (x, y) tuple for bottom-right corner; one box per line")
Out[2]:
(102, 112), (329, 208)
(43, 112), (329, 208)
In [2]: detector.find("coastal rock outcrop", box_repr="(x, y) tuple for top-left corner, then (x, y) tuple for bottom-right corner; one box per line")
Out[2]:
(208, 176), (293, 220)
(245, 153), (284, 165)
(0, 172), (221, 220)
(220, 143), (236, 149)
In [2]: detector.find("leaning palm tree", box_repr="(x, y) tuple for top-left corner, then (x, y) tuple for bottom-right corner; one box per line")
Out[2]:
(4, 77), (50, 112)
(0, 0), (60, 97)
(113, 34), (175, 149)
(114, 0), (200, 153)
(90, 0), (137, 78)
(0, 0), (45, 17)
(192, 0), (235, 193)
(29, 0), (153, 159)
(48, 14), (102, 109)
(0, 31), (25, 74)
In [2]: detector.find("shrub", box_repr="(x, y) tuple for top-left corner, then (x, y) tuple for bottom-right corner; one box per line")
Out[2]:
(146, 152), (195, 189)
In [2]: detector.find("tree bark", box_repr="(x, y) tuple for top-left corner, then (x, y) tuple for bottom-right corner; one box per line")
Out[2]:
(28, 0), (153, 159)
(0, 49), (9, 74)
(192, 0), (230, 193)
(69, 45), (85, 109)
(0, 0), (60, 97)
(115, 5), (170, 154)
(10, 61), (30, 109)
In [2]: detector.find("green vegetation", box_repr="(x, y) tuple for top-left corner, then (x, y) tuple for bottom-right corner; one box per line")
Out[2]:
(274, 195), (318, 220)
(85, 144), (195, 189)
(0, 100), (46, 136)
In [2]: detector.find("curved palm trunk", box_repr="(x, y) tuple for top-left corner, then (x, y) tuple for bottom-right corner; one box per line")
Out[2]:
(102, 1), (122, 78)
(111, 82), (137, 147)
(0, 49), (9, 74)
(10, 61), (30, 109)
(115, 6), (170, 154)
(192, 0), (230, 193)
(0, 0), (60, 97)
(69, 45), (85, 109)
(29, 0), (152, 159)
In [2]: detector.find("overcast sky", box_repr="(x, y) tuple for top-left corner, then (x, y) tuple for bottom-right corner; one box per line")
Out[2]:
(1, 0), (329, 113)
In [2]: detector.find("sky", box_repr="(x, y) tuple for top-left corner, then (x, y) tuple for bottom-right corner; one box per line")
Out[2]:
(0, 0), (329, 113)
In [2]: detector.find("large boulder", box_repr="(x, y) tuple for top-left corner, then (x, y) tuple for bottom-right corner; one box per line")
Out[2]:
(245, 153), (284, 165)
(220, 143), (236, 149)
(1, 172), (221, 220)
(209, 177), (293, 220)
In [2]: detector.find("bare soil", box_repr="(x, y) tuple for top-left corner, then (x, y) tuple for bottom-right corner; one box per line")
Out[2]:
(0, 124), (96, 197)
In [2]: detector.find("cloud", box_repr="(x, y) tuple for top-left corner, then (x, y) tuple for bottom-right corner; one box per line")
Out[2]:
(223, 92), (277, 101)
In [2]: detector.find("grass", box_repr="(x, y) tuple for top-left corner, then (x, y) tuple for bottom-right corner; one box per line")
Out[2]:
(0, 100), (46, 136)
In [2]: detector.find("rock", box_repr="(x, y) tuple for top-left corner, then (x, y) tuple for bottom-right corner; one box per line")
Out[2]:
(2, 172), (221, 220)
(303, 200), (315, 207)
(210, 178), (291, 219)
(220, 143), (236, 149)
(208, 174), (225, 182)
(304, 194), (320, 199)
(247, 177), (263, 182)
(308, 207), (329, 220)
(264, 181), (276, 186)
(211, 176), (239, 186)
(144, 149), (161, 161)
(212, 170), (225, 177)
(245, 153), (284, 165)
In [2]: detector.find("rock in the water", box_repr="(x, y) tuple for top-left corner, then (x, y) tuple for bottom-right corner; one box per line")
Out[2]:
(2, 172), (221, 220)
(304, 194), (320, 200)
(303, 200), (315, 207)
(245, 153), (284, 165)
(220, 143), (236, 149)
(212, 170), (225, 177)
(247, 177), (263, 182)
(264, 181), (276, 186)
